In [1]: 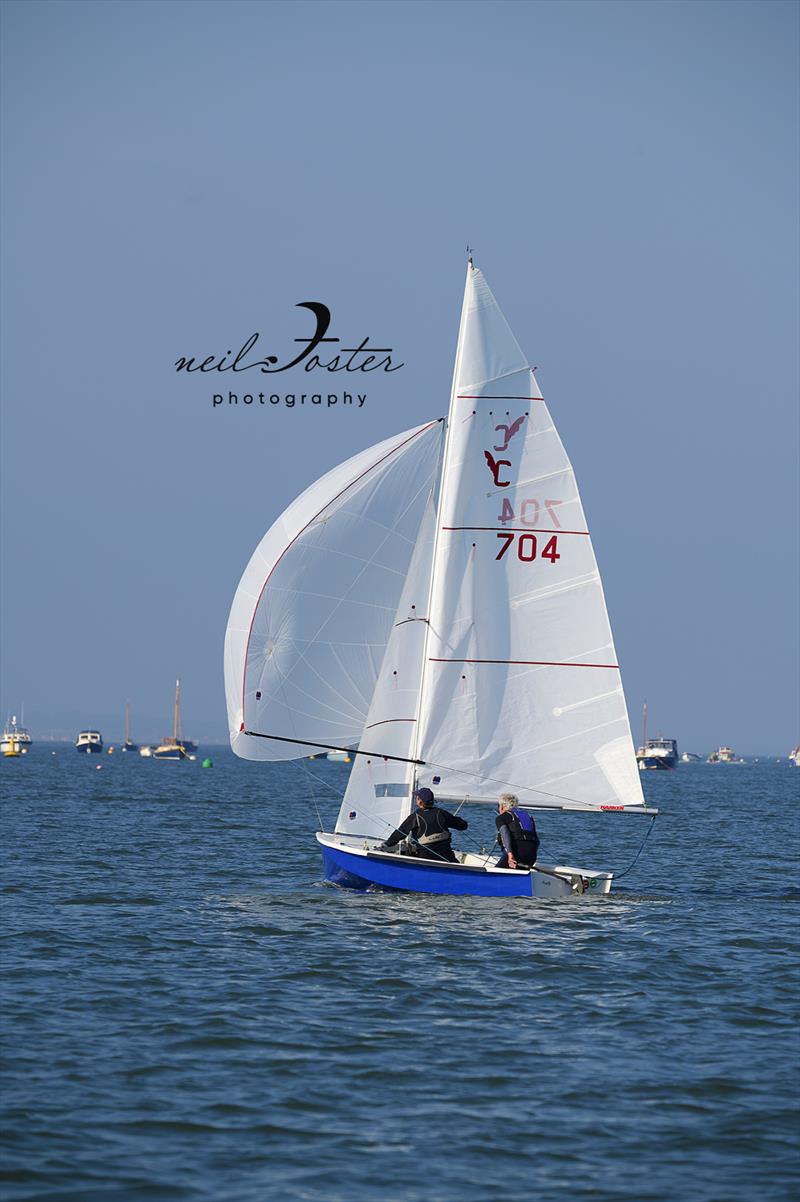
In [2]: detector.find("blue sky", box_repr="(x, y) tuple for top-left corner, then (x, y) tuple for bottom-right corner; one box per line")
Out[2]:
(1, 0), (797, 752)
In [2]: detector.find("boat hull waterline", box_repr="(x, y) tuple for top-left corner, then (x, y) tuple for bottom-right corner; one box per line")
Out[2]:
(637, 755), (676, 771)
(317, 834), (611, 898)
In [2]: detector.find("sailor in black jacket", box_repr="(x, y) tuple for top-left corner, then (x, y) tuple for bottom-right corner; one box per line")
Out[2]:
(378, 787), (468, 862)
(495, 792), (540, 869)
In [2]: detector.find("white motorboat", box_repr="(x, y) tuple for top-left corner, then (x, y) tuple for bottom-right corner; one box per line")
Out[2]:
(1, 714), (32, 756)
(75, 730), (103, 754)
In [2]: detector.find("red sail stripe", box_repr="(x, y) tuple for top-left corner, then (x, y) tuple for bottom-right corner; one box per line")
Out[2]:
(442, 526), (589, 536)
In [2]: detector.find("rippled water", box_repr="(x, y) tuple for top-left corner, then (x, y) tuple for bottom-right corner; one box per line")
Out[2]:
(2, 748), (798, 1201)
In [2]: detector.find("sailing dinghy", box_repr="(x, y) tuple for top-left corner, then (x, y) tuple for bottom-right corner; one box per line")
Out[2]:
(224, 261), (656, 898)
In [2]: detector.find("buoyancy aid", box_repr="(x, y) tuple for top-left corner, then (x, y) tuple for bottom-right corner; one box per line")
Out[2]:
(413, 808), (452, 846)
(416, 829), (450, 845)
(503, 808), (540, 862)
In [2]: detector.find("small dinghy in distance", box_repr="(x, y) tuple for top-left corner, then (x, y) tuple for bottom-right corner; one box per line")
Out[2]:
(224, 260), (656, 898)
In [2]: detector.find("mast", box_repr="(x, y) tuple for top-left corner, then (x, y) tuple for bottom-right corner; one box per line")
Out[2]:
(642, 701), (648, 748)
(407, 260), (473, 806)
(125, 702), (130, 742)
(173, 680), (181, 743)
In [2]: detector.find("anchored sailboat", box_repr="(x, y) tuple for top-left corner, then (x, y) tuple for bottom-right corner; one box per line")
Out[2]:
(225, 261), (656, 897)
(121, 702), (139, 753)
(153, 680), (196, 760)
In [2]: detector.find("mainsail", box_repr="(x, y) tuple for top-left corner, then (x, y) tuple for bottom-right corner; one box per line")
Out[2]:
(413, 266), (645, 812)
(226, 264), (646, 822)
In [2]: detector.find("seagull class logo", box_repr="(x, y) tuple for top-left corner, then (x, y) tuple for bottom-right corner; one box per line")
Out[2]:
(493, 415), (525, 452)
(175, 301), (404, 411)
(483, 417), (526, 487)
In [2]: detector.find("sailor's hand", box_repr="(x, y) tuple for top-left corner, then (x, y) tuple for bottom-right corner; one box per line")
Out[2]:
(508, 854), (518, 869)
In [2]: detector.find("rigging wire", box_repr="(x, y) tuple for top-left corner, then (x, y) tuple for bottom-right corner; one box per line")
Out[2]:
(296, 756), (348, 802)
(291, 755), (350, 835)
(611, 814), (658, 880)
(303, 760), (324, 832)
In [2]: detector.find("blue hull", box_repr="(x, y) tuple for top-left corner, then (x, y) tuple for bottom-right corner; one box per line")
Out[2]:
(321, 844), (534, 897)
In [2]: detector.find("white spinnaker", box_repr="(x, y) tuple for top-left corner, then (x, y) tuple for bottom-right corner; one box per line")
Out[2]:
(225, 421), (443, 760)
(334, 495), (437, 839)
(416, 266), (645, 811)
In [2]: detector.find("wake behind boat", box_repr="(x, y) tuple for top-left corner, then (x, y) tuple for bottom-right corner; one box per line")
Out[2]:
(224, 260), (657, 897)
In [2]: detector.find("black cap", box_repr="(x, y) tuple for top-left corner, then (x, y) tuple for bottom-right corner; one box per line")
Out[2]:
(415, 787), (434, 806)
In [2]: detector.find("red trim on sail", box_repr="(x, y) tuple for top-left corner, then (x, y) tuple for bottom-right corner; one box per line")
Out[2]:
(241, 422), (441, 725)
(442, 526), (589, 536)
(428, 658), (619, 669)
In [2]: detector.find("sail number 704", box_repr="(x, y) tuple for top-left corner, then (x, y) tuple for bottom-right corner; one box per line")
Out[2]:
(496, 533), (560, 562)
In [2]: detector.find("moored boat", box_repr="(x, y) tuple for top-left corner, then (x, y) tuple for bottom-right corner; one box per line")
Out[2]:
(637, 737), (678, 770)
(120, 702), (139, 752)
(153, 680), (196, 760)
(75, 730), (103, 754)
(708, 746), (742, 763)
(1, 714), (32, 756)
(635, 704), (678, 770)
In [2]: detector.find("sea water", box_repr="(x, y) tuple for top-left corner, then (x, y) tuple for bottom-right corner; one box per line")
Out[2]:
(1, 749), (798, 1202)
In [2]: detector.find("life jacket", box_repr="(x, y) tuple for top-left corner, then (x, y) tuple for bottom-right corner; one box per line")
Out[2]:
(508, 808), (539, 859)
(413, 807), (452, 846)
